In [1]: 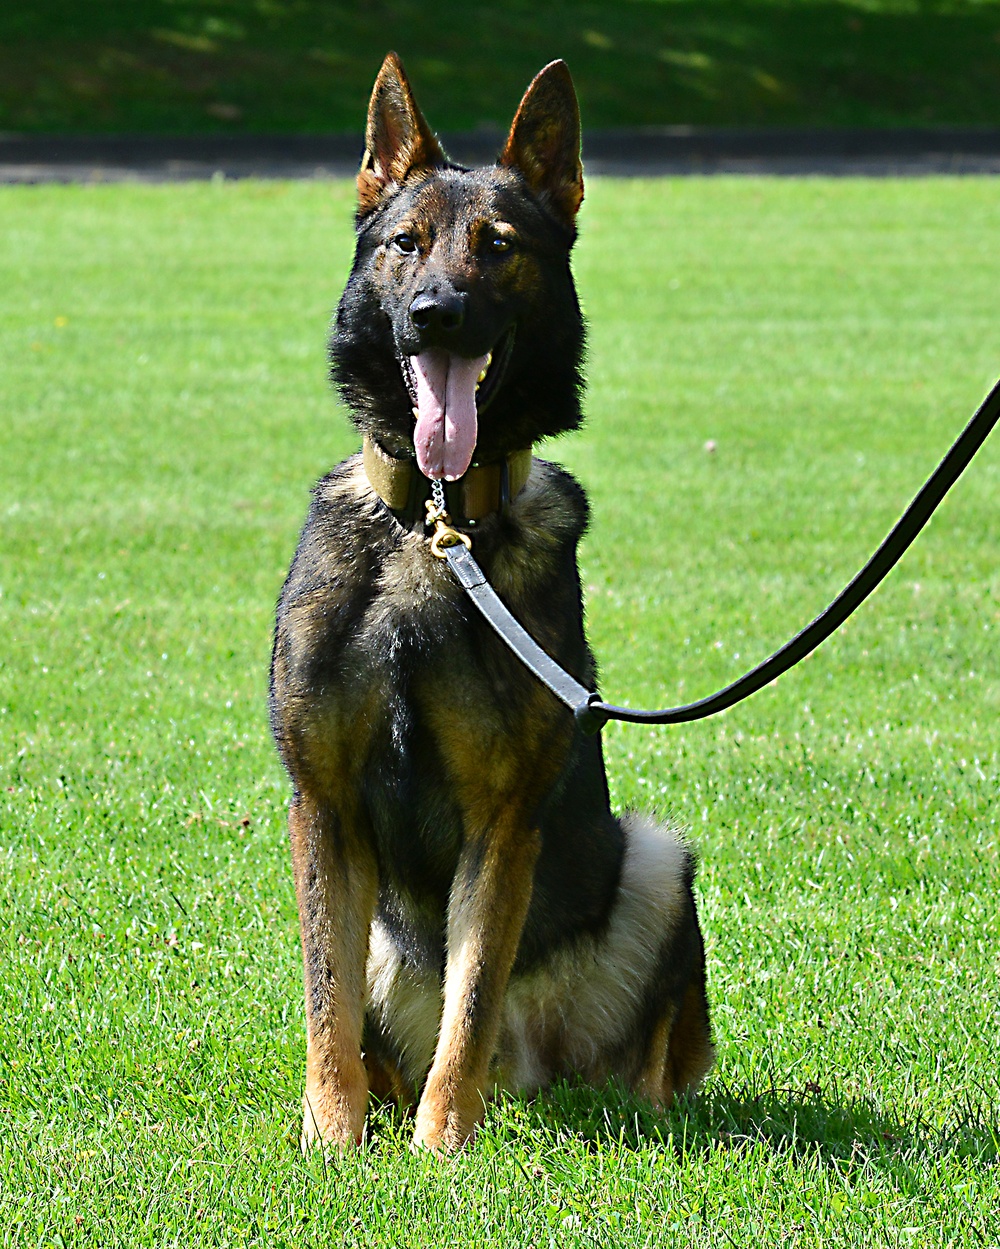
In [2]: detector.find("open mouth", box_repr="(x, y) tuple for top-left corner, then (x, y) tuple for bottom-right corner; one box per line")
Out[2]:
(399, 327), (515, 481)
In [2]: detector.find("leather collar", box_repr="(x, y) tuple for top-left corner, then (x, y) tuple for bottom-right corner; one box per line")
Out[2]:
(362, 436), (532, 528)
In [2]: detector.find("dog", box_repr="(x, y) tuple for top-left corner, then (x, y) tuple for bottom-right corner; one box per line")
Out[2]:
(269, 53), (714, 1154)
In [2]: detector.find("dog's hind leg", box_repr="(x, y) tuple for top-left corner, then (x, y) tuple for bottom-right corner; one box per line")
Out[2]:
(633, 1009), (678, 1108)
(633, 829), (714, 1108)
(664, 973), (714, 1101)
(634, 974), (713, 1108)
(289, 790), (378, 1150)
(494, 811), (714, 1107)
(633, 837), (714, 1108)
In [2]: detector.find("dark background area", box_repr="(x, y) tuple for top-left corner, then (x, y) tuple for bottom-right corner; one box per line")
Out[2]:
(4, 0), (1000, 135)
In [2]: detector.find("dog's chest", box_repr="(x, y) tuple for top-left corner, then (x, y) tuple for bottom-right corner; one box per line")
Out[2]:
(331, 537), (562, 905)
(272, 458), (589, 842)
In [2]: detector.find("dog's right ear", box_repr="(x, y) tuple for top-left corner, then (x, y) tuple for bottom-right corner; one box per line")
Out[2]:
(357, 53), (446, 214)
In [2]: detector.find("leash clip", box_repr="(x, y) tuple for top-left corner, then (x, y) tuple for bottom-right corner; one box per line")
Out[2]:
(425, 497), (472, 560)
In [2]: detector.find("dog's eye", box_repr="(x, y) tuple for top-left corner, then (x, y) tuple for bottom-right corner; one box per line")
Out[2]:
(490, 234), (512, 254)
(392, 233), (418, 255)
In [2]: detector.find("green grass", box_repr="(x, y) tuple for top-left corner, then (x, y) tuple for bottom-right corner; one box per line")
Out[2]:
(4, 0), (1000, 134)
(2, 177), (999, 1246)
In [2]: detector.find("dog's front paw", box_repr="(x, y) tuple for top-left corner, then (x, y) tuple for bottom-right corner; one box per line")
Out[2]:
(300, 1109), (362, 1154)
(411, 1109), (469, 1156)
(412, 1083), (485, 1155)
(300, 1066), (368, 1153)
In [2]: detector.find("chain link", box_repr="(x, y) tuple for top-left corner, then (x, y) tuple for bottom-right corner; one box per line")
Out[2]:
(424, 477), (472, 557)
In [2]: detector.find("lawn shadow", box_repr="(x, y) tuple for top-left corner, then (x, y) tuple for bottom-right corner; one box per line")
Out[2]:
(4, 0), (1000, 132)
(510, 1075), (999, 1169)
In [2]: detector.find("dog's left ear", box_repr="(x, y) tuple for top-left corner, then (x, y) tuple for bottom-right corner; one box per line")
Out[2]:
(358, 53), (446, 214)
(500, 60), (584, 229)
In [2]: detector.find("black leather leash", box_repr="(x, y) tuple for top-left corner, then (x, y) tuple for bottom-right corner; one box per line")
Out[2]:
(435, 377), (1000, 735)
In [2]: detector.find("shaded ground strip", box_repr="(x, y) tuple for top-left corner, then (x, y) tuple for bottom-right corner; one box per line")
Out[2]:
(3, 128), (1000, 182)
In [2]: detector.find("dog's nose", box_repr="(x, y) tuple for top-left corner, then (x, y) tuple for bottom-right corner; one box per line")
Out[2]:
(409, 290), (466, 337)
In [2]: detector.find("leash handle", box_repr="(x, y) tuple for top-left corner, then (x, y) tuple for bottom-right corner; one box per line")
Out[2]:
(445, 377), (1000, 734)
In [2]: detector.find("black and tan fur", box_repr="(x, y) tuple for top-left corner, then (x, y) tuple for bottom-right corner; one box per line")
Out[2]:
(269, 54), (713, 1154)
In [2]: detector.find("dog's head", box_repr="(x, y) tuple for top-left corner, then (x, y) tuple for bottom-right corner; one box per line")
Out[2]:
(330, 54), (586, 478)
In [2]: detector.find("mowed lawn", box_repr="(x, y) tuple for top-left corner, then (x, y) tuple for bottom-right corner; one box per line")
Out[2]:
(1, 177), (999, 1246)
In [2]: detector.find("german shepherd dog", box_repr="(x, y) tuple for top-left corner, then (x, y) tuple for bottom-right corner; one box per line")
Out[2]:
(270, 54), (714, 1154)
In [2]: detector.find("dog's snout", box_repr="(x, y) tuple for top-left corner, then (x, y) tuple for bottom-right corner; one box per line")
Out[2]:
(409, 290), (466, 337)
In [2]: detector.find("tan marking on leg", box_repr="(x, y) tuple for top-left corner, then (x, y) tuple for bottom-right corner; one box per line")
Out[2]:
(413, 817), (541, 1153)
(635, 1008), (677, 1108)
(412, 685), (570, 1153)
(290, 792), (377, 1151)
(666, 980), (715, 1097)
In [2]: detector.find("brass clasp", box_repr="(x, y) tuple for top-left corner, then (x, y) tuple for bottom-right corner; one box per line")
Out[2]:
(425, 498), (472, 559)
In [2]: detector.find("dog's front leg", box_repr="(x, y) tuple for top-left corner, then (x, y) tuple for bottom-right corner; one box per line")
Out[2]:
(289, 790), (377, 1151)
(413, 804), (541, 1154)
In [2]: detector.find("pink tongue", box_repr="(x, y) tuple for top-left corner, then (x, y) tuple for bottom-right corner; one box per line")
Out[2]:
(410, 349), (489, 481)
